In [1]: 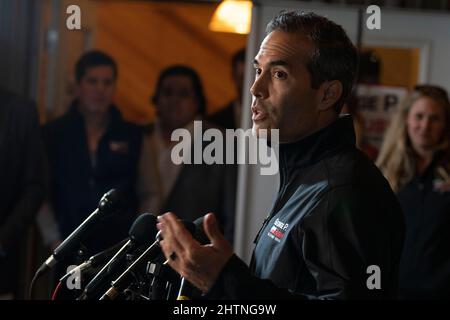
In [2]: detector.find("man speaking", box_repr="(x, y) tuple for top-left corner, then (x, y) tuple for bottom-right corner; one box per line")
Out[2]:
(156, 11), (405, 299)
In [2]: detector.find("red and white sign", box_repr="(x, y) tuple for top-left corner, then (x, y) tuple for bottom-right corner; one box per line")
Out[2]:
(356, 84), (408, 151)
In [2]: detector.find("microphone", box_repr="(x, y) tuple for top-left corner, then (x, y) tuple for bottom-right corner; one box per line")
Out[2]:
(59, 238), (128, 283)
(177, 277), (197, 300)
(99, 220), (196, 300)
(176, 215), (209, 300)
(192, 215), (209, 245)
(34, 189), (125, 279)
(78, 213), (157, 300)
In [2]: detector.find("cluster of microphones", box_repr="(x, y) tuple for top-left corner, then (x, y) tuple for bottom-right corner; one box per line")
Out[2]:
(30, 189), (208, 300)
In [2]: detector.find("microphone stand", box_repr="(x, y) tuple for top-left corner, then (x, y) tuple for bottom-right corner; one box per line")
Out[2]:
(146, 261), (180, 300)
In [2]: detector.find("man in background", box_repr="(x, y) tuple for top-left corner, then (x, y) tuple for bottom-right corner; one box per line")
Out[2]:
(0, 87), (46, 299)
(208, 48), (246, 129)
(139, 65), (236, 243)
(42, 50), (142, 258)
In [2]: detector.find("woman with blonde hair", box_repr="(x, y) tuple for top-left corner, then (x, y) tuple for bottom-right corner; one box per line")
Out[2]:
(377, 85), (450, 298)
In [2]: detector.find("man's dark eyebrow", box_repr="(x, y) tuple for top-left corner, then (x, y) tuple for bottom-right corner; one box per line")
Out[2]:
(252, 59), (289, 67)
(268, 60), (289, 67)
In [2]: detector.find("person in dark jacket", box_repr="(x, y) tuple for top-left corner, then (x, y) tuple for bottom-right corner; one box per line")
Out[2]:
(156, 11), (405, 299)
(138, 65), (236, 243)
(377, 85), (450, 298)
(43, 51), (142, 257)
(0, 87), (46, 298)
(207, 48), (246, 130)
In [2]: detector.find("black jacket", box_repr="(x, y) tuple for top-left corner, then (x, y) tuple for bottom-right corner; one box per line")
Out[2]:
(397, 152), (450, 298)
(0, 88), (46, 252)
(43, 103), (142, 255)
(142, 120), (237, 243)
(207, 101), (237, 130)
(0, 88), (46, 293)
(207, 116), (404, 299)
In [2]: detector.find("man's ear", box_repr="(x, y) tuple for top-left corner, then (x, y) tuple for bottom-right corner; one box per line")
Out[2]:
(318, 80), (343, 111)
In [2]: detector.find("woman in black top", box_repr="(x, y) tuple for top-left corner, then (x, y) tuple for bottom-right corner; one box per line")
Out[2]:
(377, 85), (450, 298)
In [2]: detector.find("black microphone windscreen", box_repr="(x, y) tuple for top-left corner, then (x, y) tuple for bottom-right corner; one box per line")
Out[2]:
(129, 213), (157, 246)
(97, 188), (126, 215)
(155, 220), (196, 243)
(193, 216), (209, 245)
(183, 221), (196, 236)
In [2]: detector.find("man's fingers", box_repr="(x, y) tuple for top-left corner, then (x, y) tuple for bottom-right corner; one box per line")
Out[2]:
(158, 212), (201, 259)
(157, 219), (184, 262)
(159, 239), (182, 264)
(203, 212), (227, 248)
(159, 212), (198, 249)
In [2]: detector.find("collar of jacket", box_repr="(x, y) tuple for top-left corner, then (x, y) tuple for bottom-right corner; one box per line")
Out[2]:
(67, 99), (124, 130)
(279, 114), (356, 171)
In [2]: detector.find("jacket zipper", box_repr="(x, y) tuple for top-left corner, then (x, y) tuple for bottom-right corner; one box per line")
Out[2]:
(253, 152), (289, 244)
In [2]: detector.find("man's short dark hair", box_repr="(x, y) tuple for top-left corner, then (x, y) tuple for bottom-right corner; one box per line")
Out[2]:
(75, 50), (118, 83)
(266, 11), (358, 113)
(152, 65), (207, 115)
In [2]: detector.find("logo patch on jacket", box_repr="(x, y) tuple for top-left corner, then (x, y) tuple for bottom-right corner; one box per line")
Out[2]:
(109, 141), (129, 154)
(268, 218), (289, 242)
